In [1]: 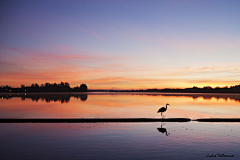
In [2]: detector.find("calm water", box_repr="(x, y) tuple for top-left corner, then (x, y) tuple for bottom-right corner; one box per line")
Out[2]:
(0, 93), (240, 159)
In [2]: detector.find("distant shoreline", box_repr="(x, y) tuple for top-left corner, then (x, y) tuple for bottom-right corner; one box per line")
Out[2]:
(1, 83), (239, 93)
(0, 91), (240, 94)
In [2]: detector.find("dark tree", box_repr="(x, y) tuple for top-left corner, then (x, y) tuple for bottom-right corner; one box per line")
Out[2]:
(73, 84), (88, 92)
(35, 83), (39, 88)
(80, 84), (88, 92)
(64, 82), (69, 87)
(45, 83), (50, 87)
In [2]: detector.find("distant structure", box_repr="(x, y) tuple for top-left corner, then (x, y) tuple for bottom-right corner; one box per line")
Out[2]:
(158, 103), (169, 118)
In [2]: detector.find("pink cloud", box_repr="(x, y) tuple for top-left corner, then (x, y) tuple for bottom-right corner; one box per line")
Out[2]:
(0, 66), (105, 87)
(37, 52), (123, 61)
(78, 27), (105, 40)
(1, 43), (126, 67)
(0, 43), (36, 60)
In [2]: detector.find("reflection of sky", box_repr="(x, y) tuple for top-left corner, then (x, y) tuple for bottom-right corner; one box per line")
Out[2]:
(0, 122), (239, 159)
(1, 0), (240, 89)
(1, 94), (240, 119)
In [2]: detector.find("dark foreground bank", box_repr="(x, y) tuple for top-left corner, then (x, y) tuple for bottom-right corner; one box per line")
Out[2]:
(1, 118), (240, 123)
(0, 118), (190, 123)
(194, 118), (240, 122)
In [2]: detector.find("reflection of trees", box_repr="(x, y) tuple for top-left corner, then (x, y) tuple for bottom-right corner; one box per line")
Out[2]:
(1, 94), (88, 103)
(143, 93), (240, 103)
(1, 93), (240, 103)
(78, 94), (87, 101)
(116, 93), (240, 103)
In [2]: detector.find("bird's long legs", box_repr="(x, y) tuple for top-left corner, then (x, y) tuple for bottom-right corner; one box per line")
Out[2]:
(161, 113), (166, 118)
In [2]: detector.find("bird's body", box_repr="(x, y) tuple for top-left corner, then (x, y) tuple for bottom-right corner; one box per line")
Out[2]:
(158, 103), (169, 117)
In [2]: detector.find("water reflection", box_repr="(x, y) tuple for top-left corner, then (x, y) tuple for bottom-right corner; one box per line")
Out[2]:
(1, 92), (240, 103)
(157, 122), (170, 136)
(1, 93), (88, 103)
(0, 122), (239, 160)
(148, 93), (240, 103)
(1, 93), (240, 119)
(100, 92), (240, 103)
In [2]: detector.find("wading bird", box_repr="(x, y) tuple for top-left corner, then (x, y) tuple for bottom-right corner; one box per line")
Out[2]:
(157, 103), (169, 118)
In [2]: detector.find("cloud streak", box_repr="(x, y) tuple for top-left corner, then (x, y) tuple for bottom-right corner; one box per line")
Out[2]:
(78, 27), (105, 40)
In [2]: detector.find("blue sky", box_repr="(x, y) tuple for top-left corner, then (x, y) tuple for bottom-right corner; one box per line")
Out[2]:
(1, 0), (240, 89)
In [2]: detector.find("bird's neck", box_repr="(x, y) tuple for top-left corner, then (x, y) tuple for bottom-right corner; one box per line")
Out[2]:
(166, 104), (168, 109)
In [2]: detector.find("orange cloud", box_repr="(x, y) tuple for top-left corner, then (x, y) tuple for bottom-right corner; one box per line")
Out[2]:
(1, 43), (240, 89)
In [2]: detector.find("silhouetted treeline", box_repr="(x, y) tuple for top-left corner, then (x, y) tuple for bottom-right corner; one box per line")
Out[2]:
(1, 83), (240, 93)
(108, 85), (240, 93)
(147, 85), (240, 93)
(0, 82), (88, 93)
(1, 93), (88, 103)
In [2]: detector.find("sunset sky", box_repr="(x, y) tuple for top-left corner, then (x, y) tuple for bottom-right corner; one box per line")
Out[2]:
(1, 0), (240, 89)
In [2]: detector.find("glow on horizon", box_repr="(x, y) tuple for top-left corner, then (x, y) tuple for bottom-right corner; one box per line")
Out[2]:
(0, 0), (240, 89)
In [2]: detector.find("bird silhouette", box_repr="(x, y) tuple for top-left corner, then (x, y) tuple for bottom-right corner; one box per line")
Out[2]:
(157, 123), (170, 136)
(157, 103), (169, 118)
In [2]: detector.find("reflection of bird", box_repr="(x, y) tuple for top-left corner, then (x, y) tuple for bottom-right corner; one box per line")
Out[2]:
(157, 103), (169, 118)
(157, 123), (170, 136)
